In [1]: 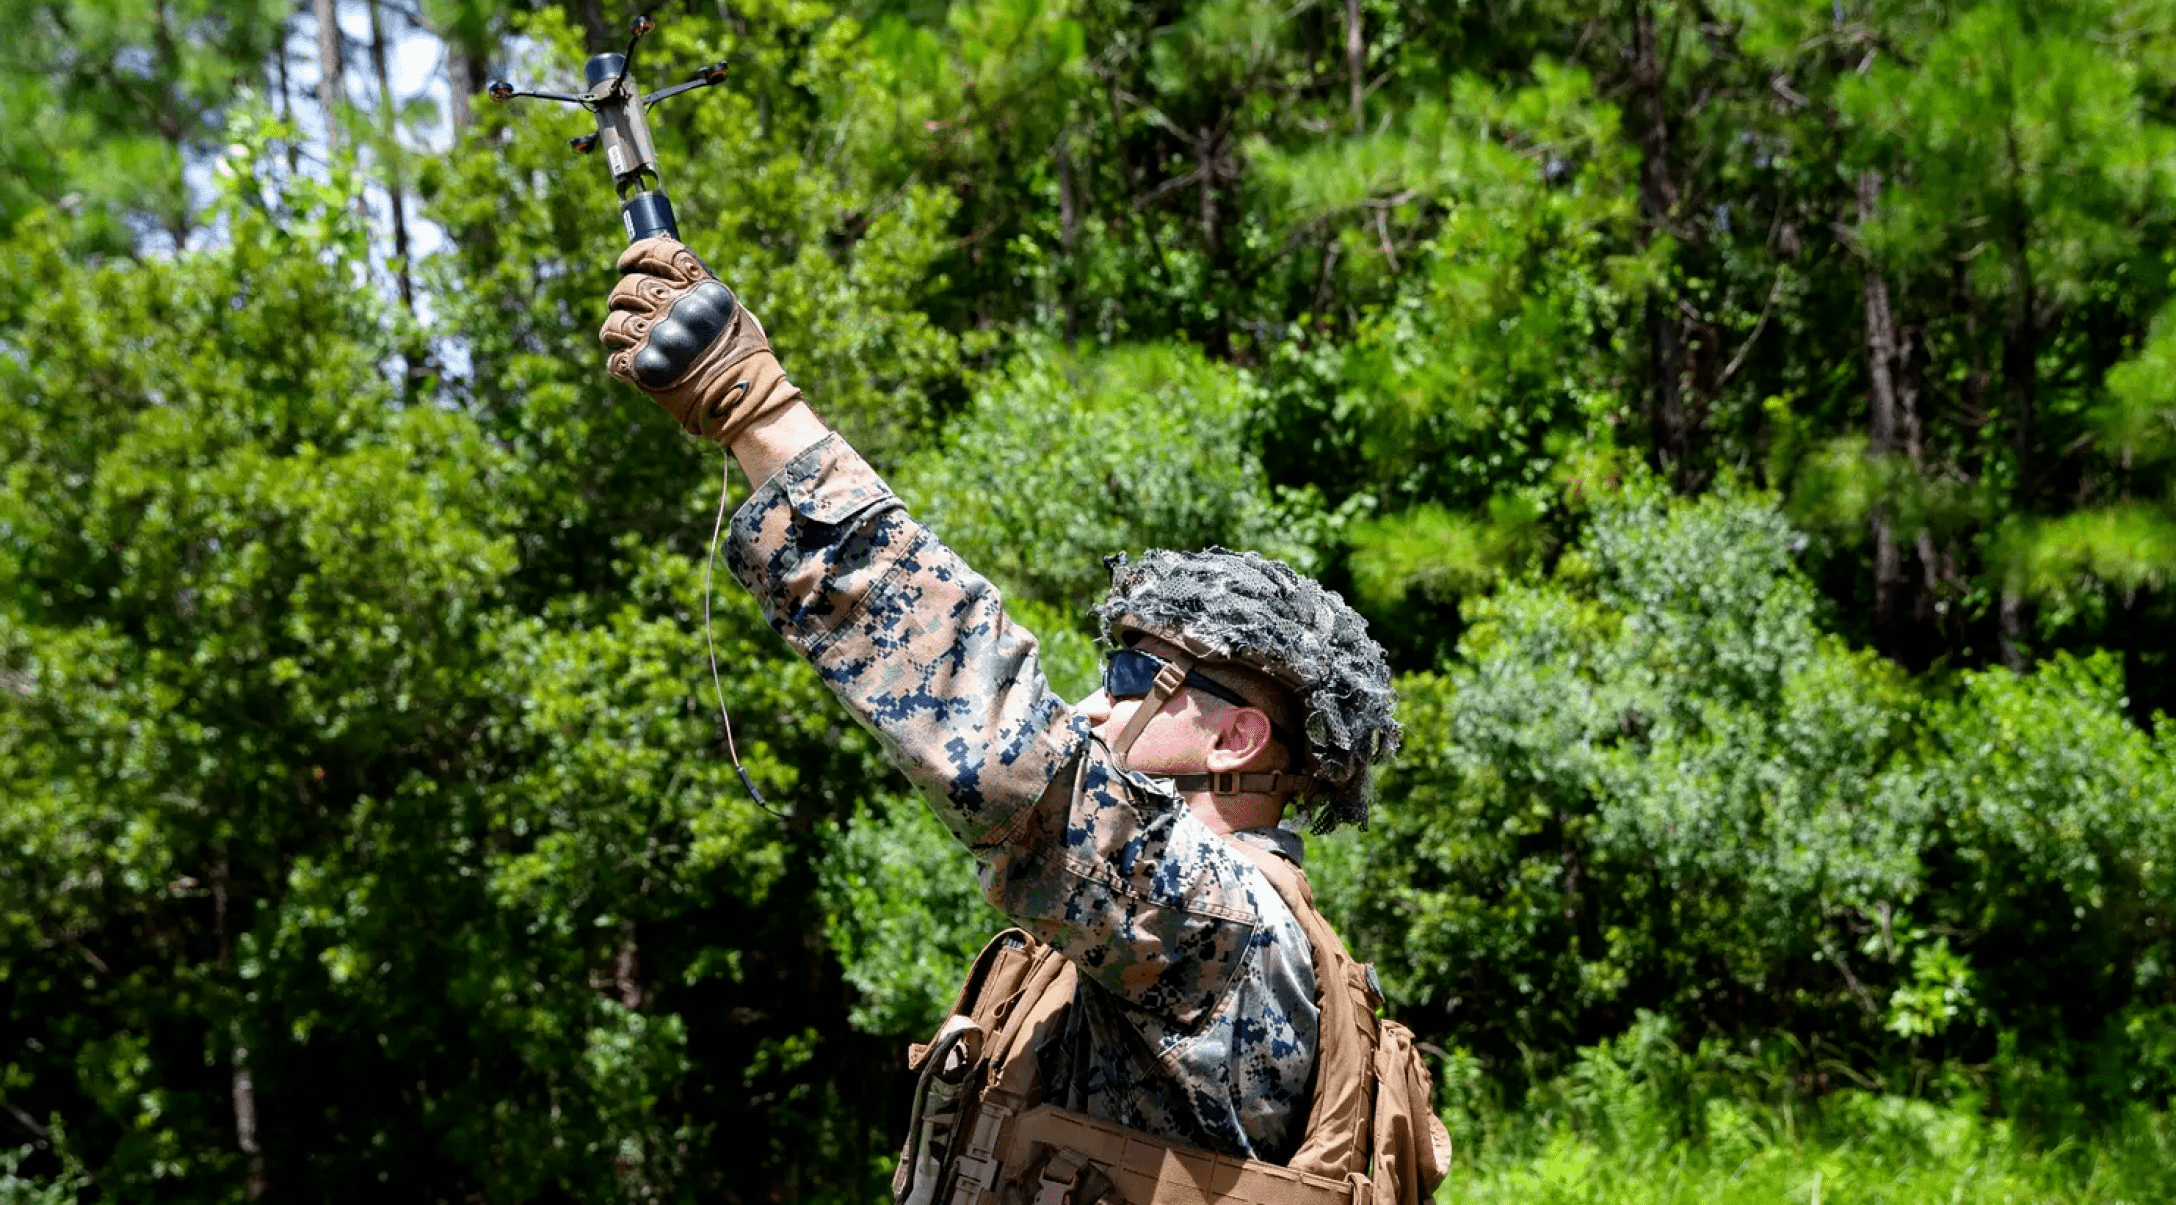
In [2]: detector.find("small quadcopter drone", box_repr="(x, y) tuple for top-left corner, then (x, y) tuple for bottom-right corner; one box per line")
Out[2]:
(488, 15), (729, 244)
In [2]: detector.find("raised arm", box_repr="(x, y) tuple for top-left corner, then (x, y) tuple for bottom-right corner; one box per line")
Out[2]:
(600, 239), (1306, 1037)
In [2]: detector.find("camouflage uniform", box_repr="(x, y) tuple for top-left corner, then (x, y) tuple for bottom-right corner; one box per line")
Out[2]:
(726, 432), (1320, 1162)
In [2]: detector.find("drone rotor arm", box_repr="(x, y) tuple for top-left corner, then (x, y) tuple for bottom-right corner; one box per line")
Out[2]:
(488, 84), (593, 107)
(610, 15), (656, 95)
(641, 78), (715, 107)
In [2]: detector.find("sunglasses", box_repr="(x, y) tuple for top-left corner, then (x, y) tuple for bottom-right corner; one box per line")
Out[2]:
(1101, 647), (1302, 752)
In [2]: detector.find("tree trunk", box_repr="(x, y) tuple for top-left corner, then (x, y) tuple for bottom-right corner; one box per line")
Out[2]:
(1997, 242), (2037, 669)
(419, 3), (494, 136)
(577, 0), (612, 53)
(213, 861), (267, 1198)
(1998, 584), (2028, 670)
(1898, 311), (1939, 627)
(1057, 130), (1079, 345)
(445, 50), (475, 138)
(232, 1043), (264, 1200)
(1196, 127), (1220, 259)
(315, 0), (344, 151)
(275, 24), (299, 171)
(616, 918), (644, 1010)
(2004, 248), (2038, 509)
(1860, 170), (1904, 632)
(148, 0), (194, 248)
(1346, 0), (1365, 132)
(1996, 116), (2039, 671)
(1902, 326), (1941, 628)
(367, 0), (415, 315)
(1630, 1), (1688, 485)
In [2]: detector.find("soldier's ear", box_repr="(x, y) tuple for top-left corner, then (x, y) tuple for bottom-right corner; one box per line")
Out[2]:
(1207, 707), (1277, 767)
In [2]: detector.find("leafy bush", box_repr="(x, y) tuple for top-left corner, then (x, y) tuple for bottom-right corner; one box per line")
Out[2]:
(1317, 479), (2176, 1108)
(899, 339), (1324, 614)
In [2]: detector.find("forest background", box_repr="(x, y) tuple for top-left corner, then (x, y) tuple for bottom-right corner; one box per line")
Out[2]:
(7, 0), (2176, 1200)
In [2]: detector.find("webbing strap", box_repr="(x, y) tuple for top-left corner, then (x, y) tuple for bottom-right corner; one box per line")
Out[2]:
(1162, 770), (1302, 797)
(1108, 657), (1189, 761)
(1225, 843), (1379, 1182)
(1008, 1105), (1362, 1205)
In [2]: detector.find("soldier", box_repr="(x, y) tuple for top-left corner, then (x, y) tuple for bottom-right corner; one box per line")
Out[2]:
(600, 239), (1446, 1205)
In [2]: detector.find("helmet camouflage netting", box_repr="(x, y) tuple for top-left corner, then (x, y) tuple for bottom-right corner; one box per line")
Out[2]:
(1093, 548), (1401, 833)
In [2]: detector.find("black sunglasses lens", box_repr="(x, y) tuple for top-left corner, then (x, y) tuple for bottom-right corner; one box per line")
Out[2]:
(1104, 649), (1162, 698)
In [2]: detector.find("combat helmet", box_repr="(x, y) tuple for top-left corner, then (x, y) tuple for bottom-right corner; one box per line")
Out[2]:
(1092, 548), (1401, 832)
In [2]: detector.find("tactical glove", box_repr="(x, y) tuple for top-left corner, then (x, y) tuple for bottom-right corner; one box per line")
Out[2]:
(600, 237), (804, 445)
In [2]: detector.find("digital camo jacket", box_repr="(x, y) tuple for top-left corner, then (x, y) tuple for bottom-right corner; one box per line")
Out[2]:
(726, 433), (1320, 1163)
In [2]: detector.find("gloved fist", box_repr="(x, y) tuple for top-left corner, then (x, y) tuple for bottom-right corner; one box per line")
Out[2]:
(600, 237), (804, 445)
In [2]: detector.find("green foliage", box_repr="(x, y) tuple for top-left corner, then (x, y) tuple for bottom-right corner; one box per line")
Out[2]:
(1840, 2), (2170, 306)
(899, 339), (1321, 612)
(1347, 497), (1548, 610)
(1316, 479), (2176, 1111)
(0, 0), (289, 251)
(1440, 1016), (2176, 1204)
(1258, 64), (1636, 618)
(819, 793), (1005, 1038)
(0, 1140), (89, 1204)
(1, 123), (907, 1201)
(1323, 480), (1925, 1065)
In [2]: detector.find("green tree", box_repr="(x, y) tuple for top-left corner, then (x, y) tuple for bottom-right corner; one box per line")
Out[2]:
(1250, 61), (1639, 657)
(0, 0), (288, 251)
(1316, 475), (2176, 1105)
(899, 338), (1321, 614)
(1835, 0), (2176, 668)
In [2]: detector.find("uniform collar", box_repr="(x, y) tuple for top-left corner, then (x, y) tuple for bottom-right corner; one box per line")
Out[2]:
(1227, 825), (1305, 868)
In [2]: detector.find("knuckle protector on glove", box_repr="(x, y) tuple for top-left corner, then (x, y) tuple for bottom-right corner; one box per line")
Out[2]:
(633, 280), (739, 388)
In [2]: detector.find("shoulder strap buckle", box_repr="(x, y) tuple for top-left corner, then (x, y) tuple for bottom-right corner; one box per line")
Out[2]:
(1034, 1149), (1126, 1205)
(1033, 1150), (1086, 1205)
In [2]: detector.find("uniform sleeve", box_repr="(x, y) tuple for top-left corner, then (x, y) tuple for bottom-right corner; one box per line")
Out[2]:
(725, 433), (1284, 1030)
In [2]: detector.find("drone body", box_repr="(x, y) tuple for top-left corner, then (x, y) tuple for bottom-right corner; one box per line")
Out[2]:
(489, 17), (730, 243)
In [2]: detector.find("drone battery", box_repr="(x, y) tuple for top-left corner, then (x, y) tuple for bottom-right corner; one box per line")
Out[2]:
(584, 52), (627, 87)
(623, 191), (680, 242)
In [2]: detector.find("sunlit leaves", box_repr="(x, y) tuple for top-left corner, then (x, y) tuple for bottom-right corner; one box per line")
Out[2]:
(899, 338), (1319, 612)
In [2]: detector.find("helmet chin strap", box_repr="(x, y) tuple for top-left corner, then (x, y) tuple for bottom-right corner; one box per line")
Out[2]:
(1107, 650), (1192, 765)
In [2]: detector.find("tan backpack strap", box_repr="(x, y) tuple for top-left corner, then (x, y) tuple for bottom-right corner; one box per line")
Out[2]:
(983, 946), (1075, 1095)
(1225, 842), (1379, 1182)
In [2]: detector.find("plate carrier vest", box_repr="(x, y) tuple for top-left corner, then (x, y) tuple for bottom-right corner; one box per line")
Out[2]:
(892, 843), (1451, 1205)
